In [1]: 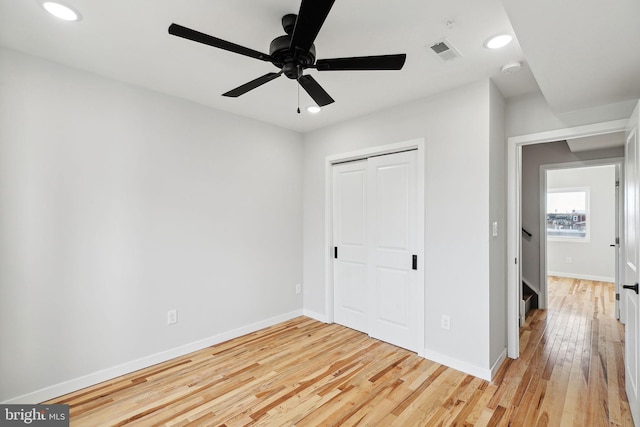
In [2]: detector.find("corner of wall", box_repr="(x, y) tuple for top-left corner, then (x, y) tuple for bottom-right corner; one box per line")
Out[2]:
(422, 348), (494, 381)
(489, 79), (508, 365)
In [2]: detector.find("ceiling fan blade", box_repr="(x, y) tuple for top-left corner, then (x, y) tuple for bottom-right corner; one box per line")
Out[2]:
(169, 23), (272, 62)
(316, 54), (407, 71)
(298, 75), (335, 107)
(290, 0), (336, 53)
(222, 72), (283, 98)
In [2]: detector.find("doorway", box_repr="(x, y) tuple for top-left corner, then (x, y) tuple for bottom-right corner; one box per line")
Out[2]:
(542, 163), (621, 318)
(508, 104), (640, 425)
(506, 119), (628, 358)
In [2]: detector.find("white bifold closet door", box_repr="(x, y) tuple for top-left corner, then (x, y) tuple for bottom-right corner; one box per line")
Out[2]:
(332, 150), (420, 352)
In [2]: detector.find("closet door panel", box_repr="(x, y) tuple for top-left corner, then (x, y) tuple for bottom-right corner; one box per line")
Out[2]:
(333, 161), (368, 333)
(368, 150), (420, 351)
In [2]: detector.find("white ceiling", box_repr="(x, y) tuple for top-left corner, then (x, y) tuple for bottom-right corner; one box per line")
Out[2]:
(503, 0), (640, 114)
(0, 0), (638, 133)
(566, 132), (625, 153)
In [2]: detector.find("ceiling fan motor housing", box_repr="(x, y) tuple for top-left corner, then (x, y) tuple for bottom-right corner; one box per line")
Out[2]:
(282, 14), (297, 35)
(269, 15), (316, 79)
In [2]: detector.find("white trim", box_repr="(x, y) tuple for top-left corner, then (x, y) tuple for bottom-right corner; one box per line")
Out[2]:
(2, 310), (303, 404)
(547, 272), (615, 283)
(507, 120), (627, 359)
(491, 348), (508, 380)
(325, 139), (424, 164)
(422, 348), (493, 381)
(302, 309), (328, 323)
(507, 137), (522, 357)
(508, 120), (628, 146)
(324, 157), (335, 325)
(324, 137), (425, 354)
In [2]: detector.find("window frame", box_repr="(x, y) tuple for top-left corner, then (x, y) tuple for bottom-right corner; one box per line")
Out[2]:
(546, 186), (591, 242)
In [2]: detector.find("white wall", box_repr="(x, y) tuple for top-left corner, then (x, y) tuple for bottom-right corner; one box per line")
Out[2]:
(303, 80), (505, 378)
(506, 92), (637, 138)
(489, 83), (507, 366)
(0, 48), (303, 403)
(546, 165), (616, 282)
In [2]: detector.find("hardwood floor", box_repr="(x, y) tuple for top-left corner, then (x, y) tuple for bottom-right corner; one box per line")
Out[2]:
(47, 277), (633, 426)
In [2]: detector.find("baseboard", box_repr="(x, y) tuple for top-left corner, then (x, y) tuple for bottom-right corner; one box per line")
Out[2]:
(302, 309), (328, 323)
(490, 348), (508, 381)
(548, 271), (615, 283)
(421, 348), (492, 381)
(3, 310), (303, 404)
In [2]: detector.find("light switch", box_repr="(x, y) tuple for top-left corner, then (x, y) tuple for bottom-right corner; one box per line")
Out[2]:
(492, 222), (498, 237)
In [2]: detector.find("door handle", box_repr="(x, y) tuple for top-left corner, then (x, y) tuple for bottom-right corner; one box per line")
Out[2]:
(623, 283), (639, 294)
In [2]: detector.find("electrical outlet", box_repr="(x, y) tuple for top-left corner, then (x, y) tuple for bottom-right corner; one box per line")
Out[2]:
(492, 221), (498, 237)
(295, 283), (302, 294)
(565, 257), (573, 264)
(441, 314), (450, 330)
(167, 309), (177, 325)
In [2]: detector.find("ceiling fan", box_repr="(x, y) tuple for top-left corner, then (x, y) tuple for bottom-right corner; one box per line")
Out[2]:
(168, 0), (406, 109)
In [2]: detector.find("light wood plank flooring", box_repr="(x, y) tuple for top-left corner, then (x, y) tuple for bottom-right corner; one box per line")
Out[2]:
(47, 277), (633, 426)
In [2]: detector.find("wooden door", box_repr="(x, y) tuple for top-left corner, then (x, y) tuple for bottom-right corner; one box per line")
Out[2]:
(332, 160), (368, 333)
(367, 150), (420, 351)
(624, 101), (640, 424)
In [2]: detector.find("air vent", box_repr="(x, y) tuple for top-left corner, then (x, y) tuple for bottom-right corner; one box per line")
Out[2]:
(428, 38), (462, 62)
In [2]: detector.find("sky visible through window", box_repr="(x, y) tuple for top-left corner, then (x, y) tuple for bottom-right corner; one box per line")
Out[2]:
(547, 191), (586, 214)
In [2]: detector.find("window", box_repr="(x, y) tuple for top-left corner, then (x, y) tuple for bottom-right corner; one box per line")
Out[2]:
(546, 188), (589, 240)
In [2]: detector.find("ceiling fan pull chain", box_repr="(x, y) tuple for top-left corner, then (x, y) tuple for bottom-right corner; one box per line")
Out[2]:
(297, 68), (301, 113)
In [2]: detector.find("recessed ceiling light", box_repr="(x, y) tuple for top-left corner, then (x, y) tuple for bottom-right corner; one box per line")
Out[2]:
(41, 1), (81, 21)
(307, 106), (321, 114)
(484, 34), (512, 49)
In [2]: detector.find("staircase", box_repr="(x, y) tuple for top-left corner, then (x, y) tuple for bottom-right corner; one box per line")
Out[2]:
(522, 281), (539, 318)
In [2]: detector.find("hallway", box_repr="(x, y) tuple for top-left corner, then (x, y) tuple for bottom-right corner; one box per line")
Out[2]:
(505, 276), (632, 425)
